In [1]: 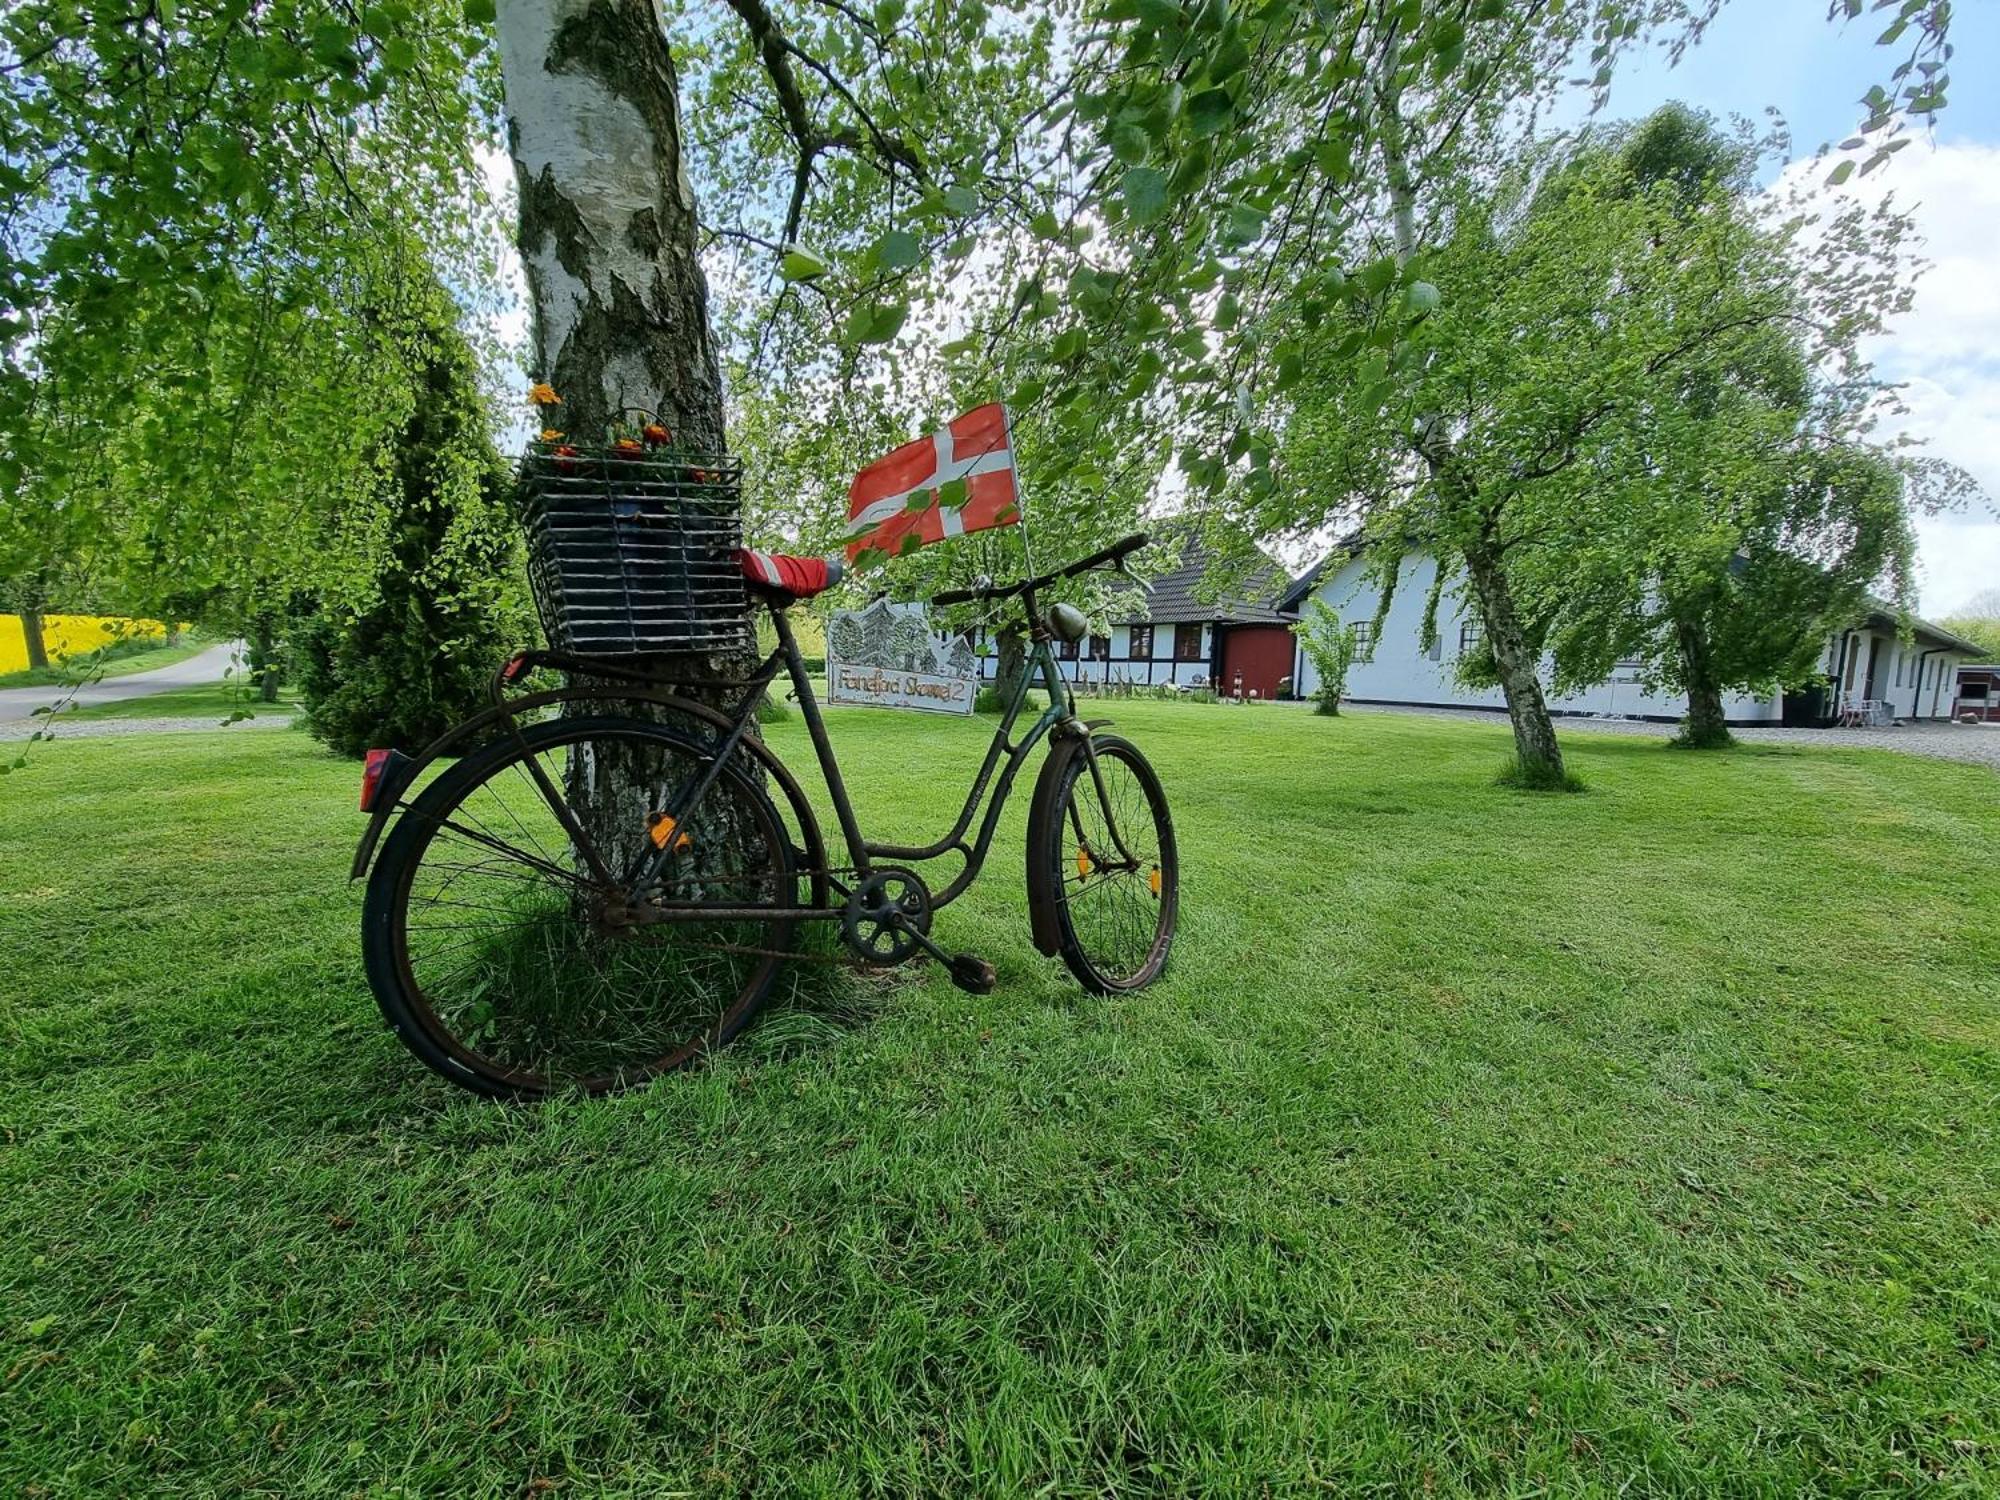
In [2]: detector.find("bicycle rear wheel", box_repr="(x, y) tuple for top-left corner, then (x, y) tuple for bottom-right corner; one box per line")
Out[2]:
(362, 716), (797, 1097)
(1031, 733), (1178, 993)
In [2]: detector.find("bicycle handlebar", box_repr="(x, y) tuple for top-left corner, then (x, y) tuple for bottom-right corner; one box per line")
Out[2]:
(930, 532), (1150, 608)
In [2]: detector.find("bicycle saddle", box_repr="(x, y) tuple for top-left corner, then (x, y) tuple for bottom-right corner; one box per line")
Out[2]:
(735, 548), (843, 600)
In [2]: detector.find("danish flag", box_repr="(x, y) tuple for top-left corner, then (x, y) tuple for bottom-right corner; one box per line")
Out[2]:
(845, 402), (1021, 562)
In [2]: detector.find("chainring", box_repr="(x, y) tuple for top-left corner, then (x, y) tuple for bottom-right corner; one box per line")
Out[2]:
(841, 866), (933, 965)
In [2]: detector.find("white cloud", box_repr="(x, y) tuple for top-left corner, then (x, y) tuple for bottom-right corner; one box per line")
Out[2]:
(1785, 139), (2000, 615)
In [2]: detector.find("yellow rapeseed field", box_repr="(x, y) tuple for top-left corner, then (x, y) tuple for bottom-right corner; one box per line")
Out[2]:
(0, 615), (168, 675)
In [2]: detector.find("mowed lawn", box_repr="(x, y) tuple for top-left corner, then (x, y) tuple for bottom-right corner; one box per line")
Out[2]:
(2, 702), (1996, 1496)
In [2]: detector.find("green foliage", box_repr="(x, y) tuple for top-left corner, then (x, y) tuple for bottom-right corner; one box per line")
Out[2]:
(0, 0), (497, 645)
(1292, 600), (1356, 716)
(289, 308), (528, 759)
(1939, 591), (2000, 660)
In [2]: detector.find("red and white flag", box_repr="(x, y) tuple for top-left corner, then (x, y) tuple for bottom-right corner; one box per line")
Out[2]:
(845, 402), (1022, 562)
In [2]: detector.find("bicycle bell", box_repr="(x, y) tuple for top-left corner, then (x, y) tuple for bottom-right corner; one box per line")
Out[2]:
(1046, 601), (1089, 643)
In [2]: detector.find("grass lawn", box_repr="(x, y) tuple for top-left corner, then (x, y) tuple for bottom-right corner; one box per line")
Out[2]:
(56, 679), (299, 723)
(2, 702), (1995, 1495)
(0, 637), (211, 691)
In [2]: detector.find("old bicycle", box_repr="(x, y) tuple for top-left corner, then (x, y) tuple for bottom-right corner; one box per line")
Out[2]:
(351, 445), (1178, 1098)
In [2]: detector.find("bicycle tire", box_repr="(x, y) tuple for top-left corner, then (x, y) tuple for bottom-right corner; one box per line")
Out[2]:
(362, 715), (797, 1098)
(1029, 733), (1178, 993)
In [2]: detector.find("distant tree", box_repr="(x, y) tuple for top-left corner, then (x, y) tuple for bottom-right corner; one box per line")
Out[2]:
(829, 612), (865, 665)
(1941, 590), (2000, 660)
(290, 301), (528, 757)
(1517, 108), (1975, 748)
(1293, 601), (1358, 717)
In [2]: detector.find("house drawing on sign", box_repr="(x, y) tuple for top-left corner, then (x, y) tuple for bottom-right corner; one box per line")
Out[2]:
(972, 525), (1295, 697)
(1282, 547), (1989, 726)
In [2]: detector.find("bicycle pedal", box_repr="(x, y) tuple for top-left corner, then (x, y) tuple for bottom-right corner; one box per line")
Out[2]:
(947, 953), (996, 995)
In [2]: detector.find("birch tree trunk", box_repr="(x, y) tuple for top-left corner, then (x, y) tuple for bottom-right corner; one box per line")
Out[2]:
(1376, 21), (1565, 782)
(496, 0), (758, 866)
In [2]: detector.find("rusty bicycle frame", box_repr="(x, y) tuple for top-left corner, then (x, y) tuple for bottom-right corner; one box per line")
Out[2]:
(352, 537), (1151, 952)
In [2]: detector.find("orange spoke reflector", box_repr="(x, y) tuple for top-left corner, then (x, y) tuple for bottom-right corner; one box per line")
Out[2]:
(1148, 865), (1162, 897)
(648, 812), (692, 852)
(1076, 847), (1094, 879)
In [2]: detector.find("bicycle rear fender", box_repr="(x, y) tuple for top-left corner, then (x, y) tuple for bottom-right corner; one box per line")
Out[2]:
(347, 686), (831, 912)
(1024, 719), (1114, 957)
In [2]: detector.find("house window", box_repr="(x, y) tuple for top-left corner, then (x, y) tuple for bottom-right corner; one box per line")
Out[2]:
(1127, 624), (1154, 660)
(1349, 620), (1376, 664)
(1459, 621), (1484, 655)
(1174, 623), (1203, 661)
(1088, 633), (1110, 661)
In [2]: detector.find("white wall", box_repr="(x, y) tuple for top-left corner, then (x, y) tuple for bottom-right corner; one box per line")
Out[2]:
(976, 620), (1216, 689)
(1291, 553), (1788, 723)
(1828, 630), (1972, 721)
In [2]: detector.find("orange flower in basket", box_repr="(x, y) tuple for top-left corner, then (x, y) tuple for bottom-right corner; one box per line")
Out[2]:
(539, 428), (564, 442)
(554, 443), (580, 474)
(642, 423), (670, 448)
(528, 382), (560, 406)
(611, 436), (645, 458)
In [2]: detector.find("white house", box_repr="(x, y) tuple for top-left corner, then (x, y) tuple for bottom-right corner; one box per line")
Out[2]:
(1286, 550), (1984, 725)
(976, 528), (1295, 695)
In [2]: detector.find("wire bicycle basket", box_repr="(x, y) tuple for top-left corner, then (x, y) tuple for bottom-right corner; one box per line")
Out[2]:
(517, 443), (751, 657)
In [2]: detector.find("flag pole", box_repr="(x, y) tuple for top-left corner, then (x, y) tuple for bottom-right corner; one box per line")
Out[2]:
(1003, 403), (1038, 582)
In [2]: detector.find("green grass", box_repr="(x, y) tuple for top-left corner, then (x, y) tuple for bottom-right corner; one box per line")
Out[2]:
(58, 679), (298, 722)
(0, 635), (210, 690)
(2, 702), (1995, 1495)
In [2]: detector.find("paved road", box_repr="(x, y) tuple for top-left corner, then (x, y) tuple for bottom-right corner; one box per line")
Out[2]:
(0, 640), (247, 729)
(1335, 700), (2000, 772)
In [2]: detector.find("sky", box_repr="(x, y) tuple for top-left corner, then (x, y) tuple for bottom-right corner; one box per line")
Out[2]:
(1594, 0), (2000, 618)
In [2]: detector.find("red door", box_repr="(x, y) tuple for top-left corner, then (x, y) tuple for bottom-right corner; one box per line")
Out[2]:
(1220, 625), (1293, 699)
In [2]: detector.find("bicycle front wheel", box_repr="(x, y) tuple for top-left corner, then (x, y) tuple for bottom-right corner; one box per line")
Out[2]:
(1032, 733), (1178, 993)
(362, 715), (798, 1098)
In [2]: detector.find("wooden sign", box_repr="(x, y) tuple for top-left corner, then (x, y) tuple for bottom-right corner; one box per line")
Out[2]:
(825, 598), (977, 715)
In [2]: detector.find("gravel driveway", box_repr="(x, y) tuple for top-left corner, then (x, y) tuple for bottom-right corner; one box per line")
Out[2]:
(1340, 701), (2000, 771)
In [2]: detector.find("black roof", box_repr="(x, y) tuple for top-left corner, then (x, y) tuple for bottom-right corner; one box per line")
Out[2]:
(1114, 525), (1292, 625)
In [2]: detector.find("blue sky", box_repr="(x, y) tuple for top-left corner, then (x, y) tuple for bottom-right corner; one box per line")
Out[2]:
(1596, 0), (2000, 618)
(1605, 0), (2000, 158)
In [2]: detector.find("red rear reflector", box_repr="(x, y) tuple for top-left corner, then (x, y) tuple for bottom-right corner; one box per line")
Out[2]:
(360, 748), (392, 812)
(501, 653), (532, 684)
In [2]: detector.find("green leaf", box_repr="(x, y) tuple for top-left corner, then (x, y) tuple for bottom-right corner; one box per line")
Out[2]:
(904, 488), (935, 512)
(1111, 122), (1152, 165)
(941, 184), (979, 215)
(462, 0), (495, 25)
(875, 229), (921, 270)
(1406, 280), (1440, 315)
(1186, 87), (1234, 136)
(1826, 160), (1857, 186)
(1223, 201), (1266, 246)
(937, 477), (969, 508)
(780, 245), (829, 281)
(847, 302), (909, 343)
(1122, 166), (1169, 225)
(1208, 35), (1250, 82)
